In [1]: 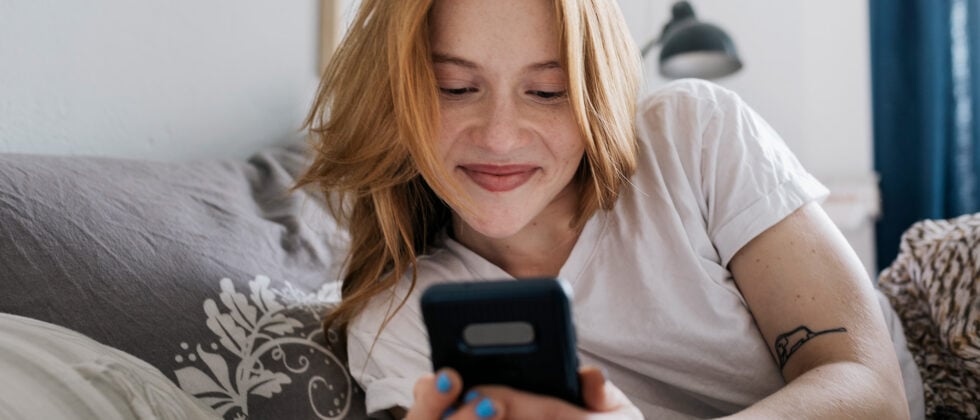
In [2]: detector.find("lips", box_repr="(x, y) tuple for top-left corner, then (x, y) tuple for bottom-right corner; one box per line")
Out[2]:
(460, 164), (538, 192)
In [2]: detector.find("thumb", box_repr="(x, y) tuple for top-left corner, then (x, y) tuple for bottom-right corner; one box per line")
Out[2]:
(406, 368), (462, 420)
(579, 365), (628, 412)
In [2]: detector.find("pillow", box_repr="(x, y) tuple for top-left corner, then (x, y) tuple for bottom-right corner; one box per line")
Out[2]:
(0, 143), (367, 419)
(0, 313), (218, 419)
(877, 212), (980, 419)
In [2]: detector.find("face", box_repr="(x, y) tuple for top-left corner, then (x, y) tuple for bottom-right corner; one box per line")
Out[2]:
(429, 0), (585, 240)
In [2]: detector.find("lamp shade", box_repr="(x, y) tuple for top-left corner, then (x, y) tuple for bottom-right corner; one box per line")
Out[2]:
(649, 1), (743, 80)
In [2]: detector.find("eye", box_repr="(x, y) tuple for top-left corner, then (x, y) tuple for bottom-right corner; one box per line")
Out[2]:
(439, 87), (478, 97)
(528, 90), (568, 103)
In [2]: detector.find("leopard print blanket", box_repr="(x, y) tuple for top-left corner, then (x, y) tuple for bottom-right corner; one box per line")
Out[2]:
(878, 212), (980, 419)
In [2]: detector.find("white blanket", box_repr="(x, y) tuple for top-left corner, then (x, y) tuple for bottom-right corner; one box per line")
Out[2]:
(0, 313), (219, 420)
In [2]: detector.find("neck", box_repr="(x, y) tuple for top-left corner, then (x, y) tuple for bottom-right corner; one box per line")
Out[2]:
(452, 187), (583, 279)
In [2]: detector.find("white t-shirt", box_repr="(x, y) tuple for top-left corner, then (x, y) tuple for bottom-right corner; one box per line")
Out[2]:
(347, 80), (924, 419)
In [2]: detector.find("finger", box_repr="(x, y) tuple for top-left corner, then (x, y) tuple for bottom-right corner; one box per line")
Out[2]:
(464, 386), (581, 420)
(579, 365), (611, 411)
(445, 392), (505, 420)
(454, 375), (639, 420)
(579, 366), (630, 412)
(457, 384), (638, 420)
(406, 368), (463, 420)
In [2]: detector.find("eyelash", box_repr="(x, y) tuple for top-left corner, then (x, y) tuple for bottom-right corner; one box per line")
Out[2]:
(437, 87), (568, 103)
(440, 87), (477, 97)
(530, 90), (567, 101)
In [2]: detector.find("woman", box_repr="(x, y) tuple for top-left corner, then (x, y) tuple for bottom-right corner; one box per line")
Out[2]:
(297, 0), (924, 418)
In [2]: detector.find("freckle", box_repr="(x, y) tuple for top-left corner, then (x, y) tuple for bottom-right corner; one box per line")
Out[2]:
(755, 258), (761, 263)
(811, 297), (815, 301)
(810, 249), (816, 254)
(795, 294), (801, 299)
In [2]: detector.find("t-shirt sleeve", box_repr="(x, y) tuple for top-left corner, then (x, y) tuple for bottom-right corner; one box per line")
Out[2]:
(346, 290), (431, 415)
(695, 82), (829, 266)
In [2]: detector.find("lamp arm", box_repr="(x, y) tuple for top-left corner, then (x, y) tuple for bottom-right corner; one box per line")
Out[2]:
(640, 36), (661, 57)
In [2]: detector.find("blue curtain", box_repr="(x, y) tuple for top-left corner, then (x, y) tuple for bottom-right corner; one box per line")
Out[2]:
(870, 0), (980, 270)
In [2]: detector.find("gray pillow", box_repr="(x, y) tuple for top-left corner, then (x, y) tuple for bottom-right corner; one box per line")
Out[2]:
(0, 144), (367, 419)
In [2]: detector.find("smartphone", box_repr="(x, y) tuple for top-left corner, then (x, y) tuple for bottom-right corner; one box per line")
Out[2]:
(420, 278), (583, 407)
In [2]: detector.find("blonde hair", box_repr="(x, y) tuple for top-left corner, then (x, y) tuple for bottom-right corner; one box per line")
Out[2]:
(295, 0), (641, 331)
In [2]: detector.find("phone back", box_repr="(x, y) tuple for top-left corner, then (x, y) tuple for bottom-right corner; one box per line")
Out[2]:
(420, 278), (582, 406)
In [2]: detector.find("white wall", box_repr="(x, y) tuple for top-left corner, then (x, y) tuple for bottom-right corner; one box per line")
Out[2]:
(622, 0), (873, 181)
(0, 0), (881, 273)
(619, 0), (880, 273)
(0, 0), (321, 161)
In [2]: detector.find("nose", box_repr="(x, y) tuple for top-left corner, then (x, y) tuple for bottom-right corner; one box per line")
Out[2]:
(472, 95), (526, 154)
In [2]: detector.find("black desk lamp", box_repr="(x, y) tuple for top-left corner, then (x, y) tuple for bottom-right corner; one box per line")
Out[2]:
(640, 1), (742, 79)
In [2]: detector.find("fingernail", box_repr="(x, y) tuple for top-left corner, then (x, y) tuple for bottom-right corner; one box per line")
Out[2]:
(464, 390), (480, 403)
(475, 397), (496, 419)
(600, 367), (610, 382)
(441, 407), (457, 419)
(436, 372), (452, 394)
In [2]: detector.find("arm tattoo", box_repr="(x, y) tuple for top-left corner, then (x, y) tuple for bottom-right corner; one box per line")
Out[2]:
(774, 325), (847, 370)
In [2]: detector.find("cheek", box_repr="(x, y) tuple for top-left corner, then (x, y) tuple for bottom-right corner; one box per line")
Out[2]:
(551, 118), (586, 166)
(563, 143), (586, 170)
(436, 112), (461, 159)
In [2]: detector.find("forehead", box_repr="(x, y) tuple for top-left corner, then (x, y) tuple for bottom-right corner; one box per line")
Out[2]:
(429, 0), (561, 65)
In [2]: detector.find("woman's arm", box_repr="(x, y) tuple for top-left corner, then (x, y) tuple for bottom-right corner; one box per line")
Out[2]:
(725, 202), (909, 419)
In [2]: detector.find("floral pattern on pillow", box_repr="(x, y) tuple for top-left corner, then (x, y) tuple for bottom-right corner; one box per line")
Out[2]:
(171, 275), (365, 419)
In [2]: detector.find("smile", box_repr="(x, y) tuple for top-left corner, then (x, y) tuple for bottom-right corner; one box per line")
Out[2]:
(460, 164), (538, 192)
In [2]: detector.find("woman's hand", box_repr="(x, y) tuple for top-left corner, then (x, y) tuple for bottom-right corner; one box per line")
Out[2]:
(405, 366), (642, 420)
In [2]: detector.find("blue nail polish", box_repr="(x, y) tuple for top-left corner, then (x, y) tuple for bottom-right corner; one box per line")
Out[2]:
(441, 407), (457, 419)
(464, 390), (480, 403)
(475, 398), (496, 419)
(436, 372), (452, 394)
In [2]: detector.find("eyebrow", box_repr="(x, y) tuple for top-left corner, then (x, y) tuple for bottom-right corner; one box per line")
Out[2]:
(431, 53), (563, 72)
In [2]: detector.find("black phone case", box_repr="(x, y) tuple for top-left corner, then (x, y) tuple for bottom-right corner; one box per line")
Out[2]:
(420, 278), (583, 407)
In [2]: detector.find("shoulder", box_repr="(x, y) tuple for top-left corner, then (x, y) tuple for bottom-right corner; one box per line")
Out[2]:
(630, 80), (739, 171)
(633, 79), (754, 161)
(344, 239), (489, 413)
(344, 249), (456, 393)
(634, 79), (780, 159)
(637, 78), (744, 118)
(348, 244), (471, 337)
